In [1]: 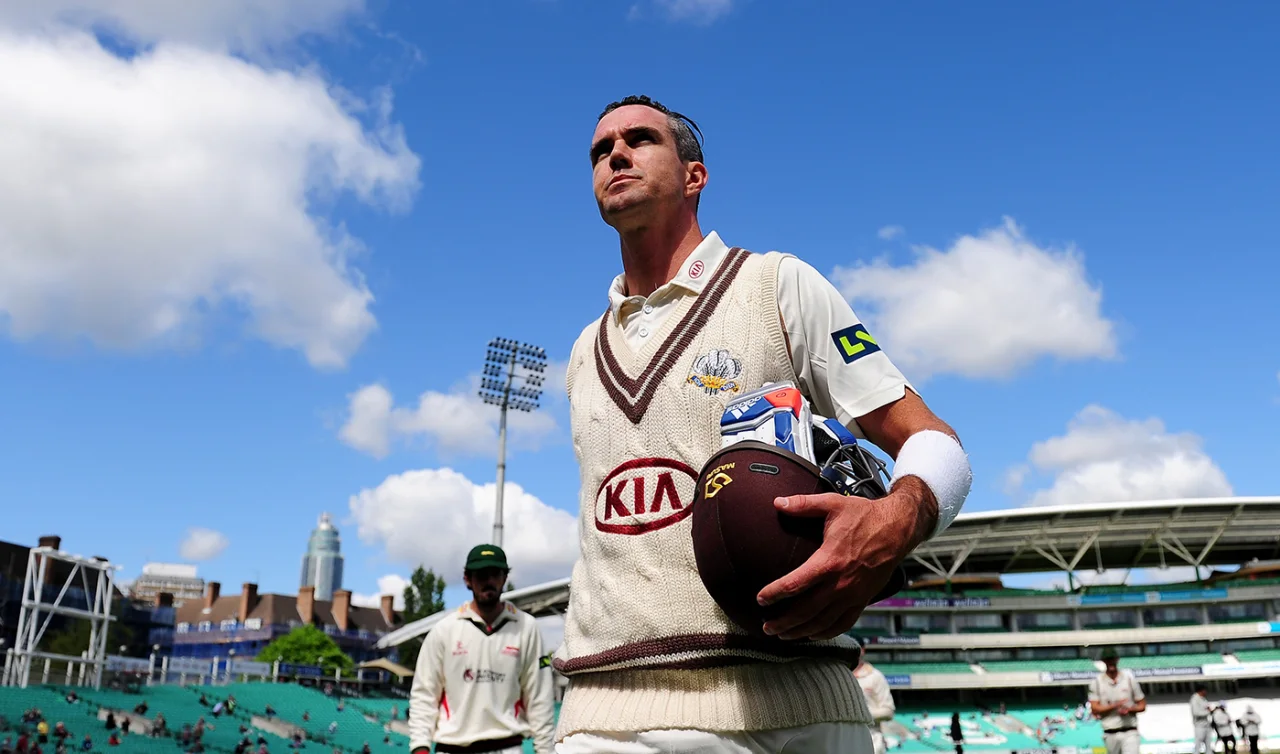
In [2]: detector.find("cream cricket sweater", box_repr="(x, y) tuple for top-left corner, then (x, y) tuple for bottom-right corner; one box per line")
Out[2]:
(553, 247), (871, 738)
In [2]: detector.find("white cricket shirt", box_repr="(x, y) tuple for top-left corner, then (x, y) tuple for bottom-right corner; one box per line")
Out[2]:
(409, 602), (555, 754)
(1088, 669), (1145, 732)
(607, 231), (914, 438)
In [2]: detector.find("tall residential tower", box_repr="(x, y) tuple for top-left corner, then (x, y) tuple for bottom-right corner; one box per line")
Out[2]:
(300, 512), (344, 601)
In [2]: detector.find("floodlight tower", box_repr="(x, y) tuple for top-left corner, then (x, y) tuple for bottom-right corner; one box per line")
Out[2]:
(479, 338), (547, 548)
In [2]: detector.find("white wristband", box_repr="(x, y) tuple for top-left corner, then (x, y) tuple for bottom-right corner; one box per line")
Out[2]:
(890, 429), (972, 539)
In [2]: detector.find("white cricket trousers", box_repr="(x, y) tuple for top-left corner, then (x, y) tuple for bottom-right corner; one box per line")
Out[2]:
(1103, 729), (1141, 754)
(1194, 723), (1213, 754)
(556, 723), (874, 753)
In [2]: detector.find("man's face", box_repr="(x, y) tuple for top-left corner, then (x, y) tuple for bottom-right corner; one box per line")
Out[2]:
(590, 105), (701, 230)
(463, 567), (507, 608)
(1104, 658), (1118, 675)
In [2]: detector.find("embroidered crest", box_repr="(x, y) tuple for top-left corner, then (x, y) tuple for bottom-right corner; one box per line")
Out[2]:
(687, 349), (742, 395)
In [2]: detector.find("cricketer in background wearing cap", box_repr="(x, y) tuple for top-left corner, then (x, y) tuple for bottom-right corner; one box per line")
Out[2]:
(409, 545), (555, 754)
(1088, 648), (1146, 754)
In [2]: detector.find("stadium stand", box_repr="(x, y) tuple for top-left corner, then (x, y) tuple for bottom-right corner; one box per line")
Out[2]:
(979, 658), (1098, 673)
(877, 662), (975, 675)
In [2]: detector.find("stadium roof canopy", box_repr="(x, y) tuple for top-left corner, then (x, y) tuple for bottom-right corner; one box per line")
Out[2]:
(907, 496), (1280, 583)
(376, 496), (1280, 649)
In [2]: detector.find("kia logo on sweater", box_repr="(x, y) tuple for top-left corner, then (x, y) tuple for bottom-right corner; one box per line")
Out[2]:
(594, 458), (698, 535)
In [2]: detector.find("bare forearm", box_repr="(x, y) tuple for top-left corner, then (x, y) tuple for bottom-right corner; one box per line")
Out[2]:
(887, 475), (938, 555)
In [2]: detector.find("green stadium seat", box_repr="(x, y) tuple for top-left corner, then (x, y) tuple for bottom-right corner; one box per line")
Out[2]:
(980, 658), (1097, 673)
(1118, 653), (1222, 669)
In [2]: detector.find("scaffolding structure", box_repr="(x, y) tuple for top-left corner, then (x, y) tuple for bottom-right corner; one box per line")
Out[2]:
(2, 546), (118, 688)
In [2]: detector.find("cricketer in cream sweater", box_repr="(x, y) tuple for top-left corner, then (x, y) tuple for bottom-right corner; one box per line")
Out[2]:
(410, 545), (555, 754)
(552, 96), (972, 753)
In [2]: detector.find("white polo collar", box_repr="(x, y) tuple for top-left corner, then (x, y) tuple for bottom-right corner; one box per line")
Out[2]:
(607, 231), (732, 320)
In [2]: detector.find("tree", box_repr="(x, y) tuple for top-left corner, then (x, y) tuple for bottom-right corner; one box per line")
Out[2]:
(398, 566), (446, 670)
(257, 625), (353, 674)
(46, 618), (134, 658)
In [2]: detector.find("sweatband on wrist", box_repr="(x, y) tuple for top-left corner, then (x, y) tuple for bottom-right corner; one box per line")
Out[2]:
(890, 429), (972, 539)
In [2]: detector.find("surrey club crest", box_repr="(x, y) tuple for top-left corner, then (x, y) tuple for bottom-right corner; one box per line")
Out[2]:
(687, 349), (742, 395)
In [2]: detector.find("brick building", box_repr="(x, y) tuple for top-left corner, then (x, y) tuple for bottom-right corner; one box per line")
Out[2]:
(166, 582), (399, 663)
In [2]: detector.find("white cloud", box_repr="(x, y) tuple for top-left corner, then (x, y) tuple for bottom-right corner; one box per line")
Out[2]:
(1010, 405), (1232, 507)
(833, 218), (1117, 380)
(179, 527), (229, 561)
(654, 0), (733, 24)
(0, 0), (365, 53)
(0, 26), (418, 369)
(352, 573), (408, 610)
(877, 225), (904, 241)
(349, 467), (578, 586)
(541, 359), (570, 406)
(340, 382), (558, 459)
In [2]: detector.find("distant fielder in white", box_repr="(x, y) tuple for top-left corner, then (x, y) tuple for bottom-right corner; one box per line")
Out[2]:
(1088, 648), (1146, 754)
(854, 645), (896, 754)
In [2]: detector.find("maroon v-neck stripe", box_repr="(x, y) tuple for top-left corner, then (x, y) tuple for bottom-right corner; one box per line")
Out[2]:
(595, 248), (749, 424)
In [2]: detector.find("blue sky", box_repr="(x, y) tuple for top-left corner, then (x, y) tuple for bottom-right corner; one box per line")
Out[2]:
(0, 1), (1277, 609)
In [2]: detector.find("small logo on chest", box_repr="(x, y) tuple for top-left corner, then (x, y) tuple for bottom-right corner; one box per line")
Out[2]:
(452, 641), (467, 656)
(687, 349), (742, 395)
(594, 458), (698, 535)
(501, 645), (520, 657)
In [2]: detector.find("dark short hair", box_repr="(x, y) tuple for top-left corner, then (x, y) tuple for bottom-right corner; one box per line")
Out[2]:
(1195, 683), (1208, 692)
(597, 94), (704, 166)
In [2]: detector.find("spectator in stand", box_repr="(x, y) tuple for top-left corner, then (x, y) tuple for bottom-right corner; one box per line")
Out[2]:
(131, 703), (147, 717)
(53, 723), (69, 744)
(151, 714), (168, 738)
(1239, 706), (1263, 754)
(53, 743), (64, 754)
(950, 713), (964, 754)
(36, 722), (48, 744)
(390, 706), (398, 722)
(79, 735), (91, 752)
(64, 693), (77, 706)
(17, 733), (29, 754)
(2, 737), (12, 754)
(118, 718), (128, 738)
(211, 702), (224, 719)
(226, 697), (237, 716)
(104, 714), (116, 732)
(327, 722), (337, 736)
(301, 713), (309, 723)
(198, 694), (208, 707)
(256, 742), (268, 754)
(263, 707), (276, 720)
(360, 743), (370, 754)
(107, 733), (119, 747)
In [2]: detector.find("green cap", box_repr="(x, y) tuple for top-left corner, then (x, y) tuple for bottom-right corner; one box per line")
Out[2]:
(465, 544), (509, 571)
(1100, 646), (1119, 661)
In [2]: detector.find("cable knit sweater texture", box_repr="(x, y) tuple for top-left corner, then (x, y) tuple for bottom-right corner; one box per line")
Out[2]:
(553, 248), (871, 738)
